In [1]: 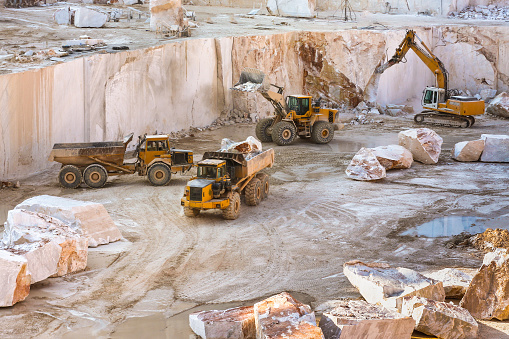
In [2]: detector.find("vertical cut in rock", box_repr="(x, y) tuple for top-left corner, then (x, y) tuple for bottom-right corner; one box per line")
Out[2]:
(345, 148), (386, 181)
(0, 250), (31, 307)
(480, 134), (509, 162)
(398, 128), (443, 164)
(189, 306), (255, 339)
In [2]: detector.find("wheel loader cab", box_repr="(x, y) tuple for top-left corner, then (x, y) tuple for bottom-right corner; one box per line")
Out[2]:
(286, 95), (312, 117)
(138, 135), (171, 165)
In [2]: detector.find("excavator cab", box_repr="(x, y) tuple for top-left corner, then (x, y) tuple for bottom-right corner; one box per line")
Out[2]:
(422, 87), (446, 110)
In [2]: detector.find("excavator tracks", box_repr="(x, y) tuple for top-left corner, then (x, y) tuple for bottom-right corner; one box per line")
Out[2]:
(414, 111), (474, 128)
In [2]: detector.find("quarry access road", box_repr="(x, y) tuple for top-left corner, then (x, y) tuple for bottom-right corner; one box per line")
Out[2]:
(1, 115), (509, 338)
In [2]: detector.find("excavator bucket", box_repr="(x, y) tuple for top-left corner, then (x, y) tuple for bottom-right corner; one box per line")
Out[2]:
(231, 68), (269, 93)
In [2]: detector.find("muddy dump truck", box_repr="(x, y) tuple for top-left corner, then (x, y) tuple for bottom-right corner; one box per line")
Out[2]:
(49, 133), (193, 188)
(181, 148), (274, 220)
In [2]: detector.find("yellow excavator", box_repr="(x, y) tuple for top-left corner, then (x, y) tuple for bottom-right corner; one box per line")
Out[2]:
(376, 30), (484, 128)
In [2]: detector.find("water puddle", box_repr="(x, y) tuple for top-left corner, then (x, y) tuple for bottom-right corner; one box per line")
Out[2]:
(402, 216), (486, 237)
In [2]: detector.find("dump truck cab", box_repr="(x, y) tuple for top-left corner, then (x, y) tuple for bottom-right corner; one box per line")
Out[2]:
(137, 135), (173, 167)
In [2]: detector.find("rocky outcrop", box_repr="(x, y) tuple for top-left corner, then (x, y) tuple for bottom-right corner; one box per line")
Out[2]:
(402, 296), (478, 339)
(423, 268), (473, 299)
(74, 8), (107, 28)
(317, 299), (415, 339)
(398, 128), (443, 164)
(480, 134), (509, 162)
(343, 261), (445, 311)
(345, 148), (386, 181)
(0, 250), (31, 307)
(254, 292), (323, 338)
(371, 145), (413, 170)
(460, 249), (509, 320)
(189, 306), (255, 339)
(486, 92), (509, 117)
(452, 140), (484, 162)
(15, 195), (121, 247)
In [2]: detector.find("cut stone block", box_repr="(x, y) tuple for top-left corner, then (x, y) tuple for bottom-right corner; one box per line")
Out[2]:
(460, 248), (509, 320)
(266, 0), (315, 18)
(398, 128), (443, 164)
(150, 0), (183, 31)
(452, 139), (484, 162)
(15, 195), (121, 247)
(0, 250), (31, 307)
(371, 145), (413, 170)
(423, 268), (473, 299)
(54, 7), (71, 25)
(480, 134), (509, 162)
(3, 209), (88, 279)
(254, 292), (323, 338)
(343, 261), (445, 311)
(317, 299), (415, 339)
(74, 8), (108, 28)
(486, 92), (509, 118)
(345, 148), (386, 181)
(402, 296), (478, 339)
(189, 306), (255, 339)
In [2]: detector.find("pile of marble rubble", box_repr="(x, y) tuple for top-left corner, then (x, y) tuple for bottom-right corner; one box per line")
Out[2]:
(449, 5), (509, 20)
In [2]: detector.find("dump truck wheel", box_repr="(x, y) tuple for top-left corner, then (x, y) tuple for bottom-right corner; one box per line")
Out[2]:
(83, 164), (108, 188)
(245, 178), (262, 206)
(255, 118), (274, 142)
(311, 121), (334, 144)
(256, 173), (269, 199)
(148, 163), (171, 186)
(223, 192), (241, 220)
(59, 165), (82, 189)
(184, 206), (200, 217)
(271, 121), (296, 146)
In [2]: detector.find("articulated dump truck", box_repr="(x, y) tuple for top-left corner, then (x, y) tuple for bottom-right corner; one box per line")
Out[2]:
(49, 133), (193, 188)
(181, 148), (275, 220)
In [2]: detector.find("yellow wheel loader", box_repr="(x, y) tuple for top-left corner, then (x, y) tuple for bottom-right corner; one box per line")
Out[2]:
(231, 68), (341, 146)
(376, 30), (485, 128)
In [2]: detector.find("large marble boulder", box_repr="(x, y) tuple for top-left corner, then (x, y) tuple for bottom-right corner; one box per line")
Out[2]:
(150, 0), (183, 31)
(220, 136), (262, 154)
(343, 261), (445, 311)
(74, 8), (107, 28)
(480, 134), (509, 162)
(486, 92), (509, 118)
(0, 250), (31, 307)
(3, 209), (88, 281)
(15, 195), (121, 247)
(254, 292), (323, 338)
(423, 268), (473, 299)
(189, 306), (255, 339)
(402, 296), (478, 339)
(317, 299), (415, 339)
(460, 249), (509, 320)
(398, 128), (443, 164)
(266, 0), (315, 18)
(371, 145), (413, 170)
(452, 140), (484, 162)
(345, 148), (386, 181)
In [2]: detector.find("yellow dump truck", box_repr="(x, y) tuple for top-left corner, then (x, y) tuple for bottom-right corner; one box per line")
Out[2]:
(49, 133), (193, 188)
(181, 148), (275, 220)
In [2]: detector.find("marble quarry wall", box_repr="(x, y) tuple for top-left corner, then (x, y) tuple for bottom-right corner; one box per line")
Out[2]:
(0, 27), (507, 179)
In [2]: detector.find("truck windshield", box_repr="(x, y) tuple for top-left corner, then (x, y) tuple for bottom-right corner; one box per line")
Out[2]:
(197, 166), (217, 179)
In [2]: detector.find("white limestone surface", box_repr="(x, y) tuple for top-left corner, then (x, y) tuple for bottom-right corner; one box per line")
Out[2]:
(74, 8), (107, 28)
(0, 250), (31, 307)
(267, 0), (315, 17)
(423, 268), (473, 299)
(480, 134), (509, 162)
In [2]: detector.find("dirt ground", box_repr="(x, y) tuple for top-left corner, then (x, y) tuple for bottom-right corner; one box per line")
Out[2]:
(1, 113), (509, 338)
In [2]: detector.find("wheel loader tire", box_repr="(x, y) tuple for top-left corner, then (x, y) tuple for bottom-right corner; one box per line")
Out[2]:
(255, 118), (274, 142)
(147, 163), (171, 186)
(256, 173), (269, 199)
(311, 121), (334, 144)
(223, 192), (241, 220)
(184, 206), (200, 217)
(83, 164), (108, 188)
(245, 178), (262, 206)
(271, 121), (296, 146)
(59, 165), (82, 189)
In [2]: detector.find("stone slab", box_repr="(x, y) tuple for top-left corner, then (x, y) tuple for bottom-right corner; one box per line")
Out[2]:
(189, 306), (255, 339)
(74, 8), (107, 28)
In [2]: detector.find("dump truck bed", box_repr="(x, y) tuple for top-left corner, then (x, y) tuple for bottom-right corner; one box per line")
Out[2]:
(48, 141), (126, 168)
(202, 148), (274, 179)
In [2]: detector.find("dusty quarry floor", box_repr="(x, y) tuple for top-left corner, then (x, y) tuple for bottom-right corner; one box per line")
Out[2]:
(1, 114), (509, 337)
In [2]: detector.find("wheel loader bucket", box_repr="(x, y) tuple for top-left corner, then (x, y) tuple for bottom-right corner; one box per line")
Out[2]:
(231, 68), (269, 93)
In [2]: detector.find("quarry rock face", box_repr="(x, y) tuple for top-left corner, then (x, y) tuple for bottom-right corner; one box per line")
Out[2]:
(402, 296), (478, 339)
(452, 140), (484, 162)
(266, 0), (315, 18)
(480, 134), (509, 162)
(460, 249), (509, 320)
(74, 8), (107, 28)
(370, 145), (413, 170)
(398, 128), (443, 164)
(486, 92), (509, 118)
(343, 261), (445, 311)
(423, 268), (473, 299)
(150, 0), (183, 31)
(0, 250), (31, 307)
(15, 195), (121, 247)
(189, 306), (255, 339)
(3, 209), (88, 279)
(317, 299), (415, 339)
(254, 292), (323, 338)
(345, 148), (386, 181)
